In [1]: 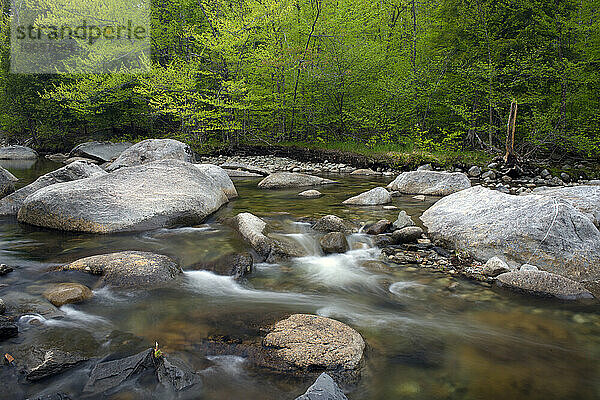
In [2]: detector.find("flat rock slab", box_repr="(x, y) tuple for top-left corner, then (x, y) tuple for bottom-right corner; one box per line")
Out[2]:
(263, 314), (365, 371)
(421, 186), (600, 284)
(26, 349), (87, 381)
(387, 170), (471, 196)
(342, 187), (391, 205)
(18, 159), (230, 233)
(70, 141), (132, 162)
(0, 161), (106, 216)
(106, 139), (193, 171)
(220, 161), (271, 176)
(0, 145), (38, 160)
(225, 169), (263, 178)
(496, 270), (594, 300)
(258, 172), (336, 189)
(295, 373), (348, 400)
(84, 349), (155, 393)
(62, 251), (183, 288)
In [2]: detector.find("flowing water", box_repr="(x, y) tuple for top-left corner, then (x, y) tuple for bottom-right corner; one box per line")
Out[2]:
(1, 160), (600, 399)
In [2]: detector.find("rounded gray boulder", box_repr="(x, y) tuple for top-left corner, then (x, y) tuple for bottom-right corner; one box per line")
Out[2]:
(387, 170), (471, 196)
(106, 139), (193, 171)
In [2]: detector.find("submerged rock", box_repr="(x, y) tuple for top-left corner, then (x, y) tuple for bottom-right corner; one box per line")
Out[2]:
(421, 186), (600, 285)
(295, 373), (348, 400)
(18, 160), (230, 233)
(0, 166), (17, 198)
(299, 189), (323, 198)
(387, 170), (471, 196)
(0, 321), (18, 341)
(194, 252), (254, 280)
(61, 251), (182, 288)
(311, 215), (350, 233)
(43, 283), (92, 307)
(0, 161), (106, 216)
(342, 187), (391, 205)
(0, 145), (38, 160)
(106, 139), (194, 171)
(193, 163), (238, 199)
(70, 141), (132, 163)
(496, 270), (594, 300)
(263, 314), (365, 372)
(320, 232), (349, 254)
(258, 172), (336, 189)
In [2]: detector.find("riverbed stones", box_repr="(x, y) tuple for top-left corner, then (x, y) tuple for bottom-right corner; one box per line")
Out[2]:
(231, 212), (271, 259)
(106, 139), (194, 171)
(70, 141), (132, 163)
(342, 187), (391, 205)
(391, 226), (423, 244)
(468, 166), (482, 177)
(392, 211), (415, 230)
(311, 215), (349, 233)
(295, 373), (348, 400)
(18, 160), (230, 233)
(258, 172), (336, 189)
(0, 298), (5, 314)
(482, 257), (511, 277)
(0, 263), (13, 275)
(496, 270), (594, 300)
(193, 163), (238, 199)
(0, 145), (38, 160)
(43, 283), (93, 307)
(320, 232), (349, 254)
(0, 166), (17, 198)
(299, 189), (323, 198)
(0, 161), (106, 216)
(61, 251), (183, 288)
(387, 171), (471, 196)
(421, 186), (600, 284)
(263, 314), (365, 372)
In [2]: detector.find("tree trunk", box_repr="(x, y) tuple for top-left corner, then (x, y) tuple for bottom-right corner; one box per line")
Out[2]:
(504, 100), (518, 165)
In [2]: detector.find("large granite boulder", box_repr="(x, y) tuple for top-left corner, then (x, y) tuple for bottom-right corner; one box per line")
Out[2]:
(311, 215), (350, 233)
(342, 187), (391, 206)
(421, 186), (600, 285)
(61, 251), (182, 288)
(533, 185), (600, 226)
(258, 172), (336, 189)
(263, 314), (365, 372)
(193, 164), (238, 199)
(230, 212), (272, 260)
(70, 141), (132, 162)
(496, 270), (594, 300)
(0, 145), (38, 160)
(295, 373), (348, 400)
(0, 166), (17, 198)
(106, 139), (193, 171)
(0, 161), (106, 216)
(18, 160), (230, 233)
(387, 170), (471, 196)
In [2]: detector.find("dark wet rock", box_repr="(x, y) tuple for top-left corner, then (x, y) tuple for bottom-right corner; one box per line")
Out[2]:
(18, 159), (230, 233)
(364, 219), (391, 235)
(1, 292), (63, 318)
(0, 161), (106, 216)
(43, 283), (92, 307)
(258, 172), (336, 189)
(295, 372), (348, 400)
(0, 298), (5, 314)
(392, 211), (415, 230)
(106, 139), (194, 171)
(193, 163), (238, 200)
(421, 186), (600, 284)
(342, 187), (391, 205)
(195, 252), (254, 280)
(299, 189), (323, 198)
(231, 212), (272, 260)
(0, 166), (17, 198)
(84, 349), (155, 393)
(482, 257), (511, 277)
(30, 393), (72, 400)
(320, 232), (349, 254)
(220, 161), (271, 176)
(311, 215), (350, 233)
(263, 314), (365, 372)
(496, 270), (594, 300)
(0, 321), (18, 340)
(156, 355), (202, 391)
(0, 145), (37, 160)
(391, 227), (423, 244)
(70, 141), (132, 163)
(373, 235), (393, 248)
(0, 263), (13, 276)
(387, 170), (471, 196)
(266, 238), (309, 263)
(26, 349), (87, 381)
(61, 251), (182, 288)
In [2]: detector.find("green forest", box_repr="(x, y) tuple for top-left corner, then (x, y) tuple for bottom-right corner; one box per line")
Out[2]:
(1, 0), (599, 160)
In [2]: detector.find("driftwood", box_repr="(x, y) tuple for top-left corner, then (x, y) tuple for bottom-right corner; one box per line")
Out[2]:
(504, 100), (518, 165)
